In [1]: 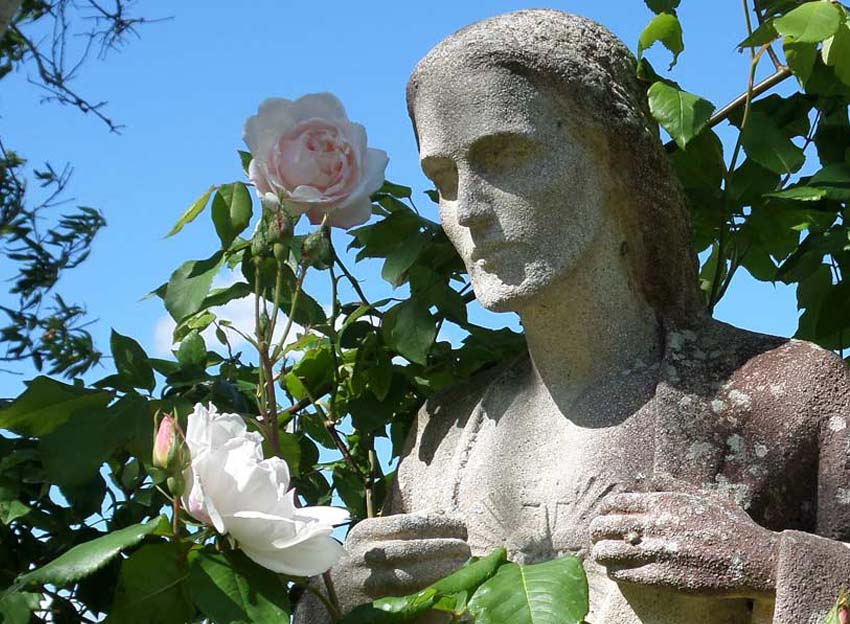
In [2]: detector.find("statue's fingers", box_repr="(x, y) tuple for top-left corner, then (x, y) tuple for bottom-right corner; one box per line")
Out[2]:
(599, 492), (653, 515)
(362, 538), (470, 568)
(606, 561), (677, 589)
(589, 513), (648, 543)
(592, 537), (671, 567)
(348, 513), (467, 543)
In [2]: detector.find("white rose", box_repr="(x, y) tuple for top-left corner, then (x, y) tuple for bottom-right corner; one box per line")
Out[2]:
(182, 403), (348, 576)
(243, 93), (389, 229)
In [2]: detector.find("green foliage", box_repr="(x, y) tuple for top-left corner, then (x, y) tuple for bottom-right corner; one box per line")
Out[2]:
(467, 557), (588, 624)
(189, 549), (290, 623)
(342, 549), (508, 622)
(647, 81), (715, 149)
(15, 517), (166, 587)
(111, 330), (156, 392)
(640, 0), (850, 346)
(212, 183), (253, 249)
(107, 542), (194, 624)
(165, 253), (225, 322)
(644, 0), (680, 14)
(0, 376), (112, 437)
(774, 0), (842, 42)
(167, 186), (216, 238)
(638, 13), (684, 68)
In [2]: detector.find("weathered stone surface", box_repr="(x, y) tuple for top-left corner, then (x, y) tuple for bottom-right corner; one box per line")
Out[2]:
(297, 10), (850, 624)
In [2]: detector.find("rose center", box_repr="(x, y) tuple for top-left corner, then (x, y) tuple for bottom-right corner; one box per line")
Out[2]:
(274, 121), (356, 196)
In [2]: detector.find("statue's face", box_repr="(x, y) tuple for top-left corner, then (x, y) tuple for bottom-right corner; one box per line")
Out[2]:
(413, 65), (611, 312)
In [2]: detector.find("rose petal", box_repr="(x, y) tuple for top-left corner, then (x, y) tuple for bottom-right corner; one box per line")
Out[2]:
(294, 505), (350, 526)
(288, 93), (347, 124)
(248, 159), (274, 197)
(243, 98), (297, 159)
(240, 532), (346, 577)
(324, 196), (374, 230)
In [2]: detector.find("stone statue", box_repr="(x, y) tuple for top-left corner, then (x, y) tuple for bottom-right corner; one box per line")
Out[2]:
(297, 10), (850, 624)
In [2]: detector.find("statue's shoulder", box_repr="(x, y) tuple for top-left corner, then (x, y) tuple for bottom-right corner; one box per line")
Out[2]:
(683, 318), (849, 429)
(421, 353), (529, 424)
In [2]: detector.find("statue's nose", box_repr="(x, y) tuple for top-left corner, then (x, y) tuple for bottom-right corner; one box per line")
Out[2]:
(456, 175), (495, 228)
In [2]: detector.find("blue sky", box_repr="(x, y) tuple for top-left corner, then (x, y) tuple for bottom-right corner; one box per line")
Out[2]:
(0, 1), (800, 399)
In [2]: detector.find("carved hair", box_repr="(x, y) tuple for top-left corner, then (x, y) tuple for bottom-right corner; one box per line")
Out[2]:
(407, 9), (704, 324)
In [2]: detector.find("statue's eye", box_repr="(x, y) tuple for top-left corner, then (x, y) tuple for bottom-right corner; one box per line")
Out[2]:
(471, 133), (536, 177)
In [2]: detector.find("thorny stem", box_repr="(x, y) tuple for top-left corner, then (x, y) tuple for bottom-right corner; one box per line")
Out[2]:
(708, 44), (768, 312)
(253, 263), (270, 429)
(172, 497), (181, 538)
(752, 0), (784, 70)
(365, 445), (378, 519)
(330, 238), (372, 308)
(271, 259), (308, 362)
(300, 383), (366, 480)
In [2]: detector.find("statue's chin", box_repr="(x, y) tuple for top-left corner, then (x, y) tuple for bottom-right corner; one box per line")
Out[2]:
(470, 264), (554, 313)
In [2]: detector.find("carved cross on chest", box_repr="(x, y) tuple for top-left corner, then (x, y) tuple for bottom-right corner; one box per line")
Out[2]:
(466, 475), (628, 564)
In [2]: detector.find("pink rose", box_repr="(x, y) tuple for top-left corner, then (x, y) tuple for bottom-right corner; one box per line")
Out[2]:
(243, 93), (389, 229)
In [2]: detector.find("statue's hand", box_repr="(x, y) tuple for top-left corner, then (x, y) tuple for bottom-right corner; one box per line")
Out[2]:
(342, 512), (471, 598)
(589, 492), (778, 599)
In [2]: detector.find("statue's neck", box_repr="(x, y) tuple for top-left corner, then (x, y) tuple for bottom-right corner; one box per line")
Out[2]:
(517, 226), (662, 408)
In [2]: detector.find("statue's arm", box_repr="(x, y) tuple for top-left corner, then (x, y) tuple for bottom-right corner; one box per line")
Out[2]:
(772, 350), (850, 624)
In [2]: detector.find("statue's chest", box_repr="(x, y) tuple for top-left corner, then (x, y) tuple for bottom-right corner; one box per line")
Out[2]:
(455, 392), (655, 564)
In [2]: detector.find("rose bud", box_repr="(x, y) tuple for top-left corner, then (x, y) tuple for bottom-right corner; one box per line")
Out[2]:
(302, 229), (332, 269)
(153, 414), (181, 471)
(839, 606), (849, 624)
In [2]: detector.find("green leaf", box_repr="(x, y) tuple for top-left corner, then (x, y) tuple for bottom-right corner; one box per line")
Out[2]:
(111, 330), (155, 392)
(774, 0), (842, 43)
(670, 129), (725, 189)
(738, 20), (779, 48)
(808, 163), (850, 199)
(467, 556), (588, 624)
(285, 344), (334, 401)
(0, 499), (30, 525)
(784, 37), (819, 84)
(0, 592), (40, 624)
(177, 330), (207, 368)
(741, 111), (805, 174)
(0, 377), (112, 438)
(377, 180), (413, 199)
(638, 13), (684, 68)
(107, 542), (193, 624)
(212, 183), (254, 249)
(823, 21), (850, 86)
(166, 186), (215, 238)
(164, 252), (224, 322)
(766, 186), (829, 201)
(190, 548), (290, 624)
(17, 517), (165, 587)
(201, 282), (252, 310)
(647, 81), (715, 150)
(382, 299), (437, 365)
(429, 548), (507, 596)
(381, 235), (428, 288)
(816, 281), (850, 337)
(238, 150), (252, 175)
(643, 0), (680, 14)
(39, 393), (151, 486)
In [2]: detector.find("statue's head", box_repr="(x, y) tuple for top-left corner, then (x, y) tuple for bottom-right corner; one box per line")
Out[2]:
(407, 9), (702, 323)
